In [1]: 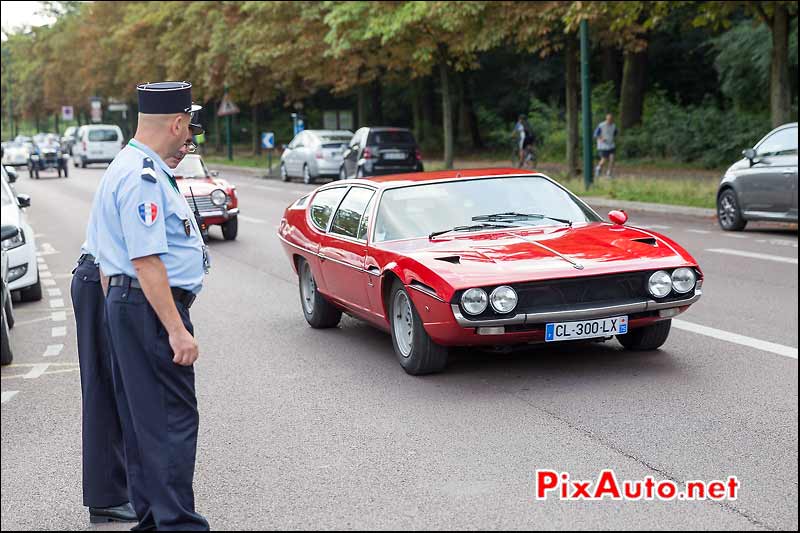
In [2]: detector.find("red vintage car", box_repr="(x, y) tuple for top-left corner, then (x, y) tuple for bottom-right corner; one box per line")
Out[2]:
(278, 169), (703, 375)
(173, 154), (239, 240)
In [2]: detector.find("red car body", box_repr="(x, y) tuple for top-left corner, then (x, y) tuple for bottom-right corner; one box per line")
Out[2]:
(278, 168), (703, 374)
(173, 154), (239, 239)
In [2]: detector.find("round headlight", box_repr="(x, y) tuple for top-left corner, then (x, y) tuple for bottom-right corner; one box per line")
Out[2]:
(490, 286), (518, 314)
(648, 271), (672, 298)
(671, 268), (696, 294)
(461, 288), (488, 315)
(210, 189), (227, 206)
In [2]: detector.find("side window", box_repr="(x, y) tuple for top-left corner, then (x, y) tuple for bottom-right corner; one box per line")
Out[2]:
(757, 127), (798, 157)
(330, 187), (375, 239)
(357, 194), (376, 241)
(309, 187), (347, 231)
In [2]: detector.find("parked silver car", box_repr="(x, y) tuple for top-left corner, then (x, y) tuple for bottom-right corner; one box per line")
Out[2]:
(280, 129), (353, 184)
(717, 122), (798, 231)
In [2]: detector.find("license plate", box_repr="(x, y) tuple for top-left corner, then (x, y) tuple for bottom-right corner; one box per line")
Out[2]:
(545, 315), (628, 342)
(383, 152), (406, 160)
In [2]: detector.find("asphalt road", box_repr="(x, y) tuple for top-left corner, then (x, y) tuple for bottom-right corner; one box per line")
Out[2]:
(1, 163), (797, 531)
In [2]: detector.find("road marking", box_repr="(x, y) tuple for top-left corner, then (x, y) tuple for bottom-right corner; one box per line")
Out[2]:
(42, 279), (56, 286)
(238, 215), (267, 224)
(51, 326), (66, 337)
(43, 344), (64, 357)
(49, 298), (65, 308)
(51, 311), (67, 321)
(640, 224), (671, 230)
(37, 256), (45, 264)
(39, 243), (60, 255)
(1, 391), (19, 403)
(40, 270), (53, 278)
(2, 368), (80, 380)
(23, 364), (50, 379)
(47, 288), (61, 297)
(673, 319), (798, 360)
(722, 233), (749, 239)
(39, 263), (49, 271)
(686, 229), (711, 234)
(756, 238), (798, 248)
(706, 248), (797, 265)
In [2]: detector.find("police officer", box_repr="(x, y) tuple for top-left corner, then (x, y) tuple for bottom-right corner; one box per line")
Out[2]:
(89, 81), (209, 531)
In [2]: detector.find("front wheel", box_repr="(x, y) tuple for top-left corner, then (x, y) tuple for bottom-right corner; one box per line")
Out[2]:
(298, 258), (341, 329)
(617, 320), (671, 351)
(389, 281), (448, 375)
(717, 189), (747, 231)
(221, 216), (238, 240)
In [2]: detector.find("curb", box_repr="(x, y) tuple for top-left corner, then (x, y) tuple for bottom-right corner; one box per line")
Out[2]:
(585, 197), (716, 218)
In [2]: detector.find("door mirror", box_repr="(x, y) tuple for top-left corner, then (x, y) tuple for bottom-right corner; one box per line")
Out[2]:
(282, 144), (289, 151)
(742, 148), (757, 167)
(17, 194), (31, 208)
(210, 170), (219, 177)
(608, 210), (628, 225)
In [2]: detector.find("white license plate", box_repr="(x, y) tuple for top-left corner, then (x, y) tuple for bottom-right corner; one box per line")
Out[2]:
(383, 152), (406, 160)
(545, 315), (628, 342)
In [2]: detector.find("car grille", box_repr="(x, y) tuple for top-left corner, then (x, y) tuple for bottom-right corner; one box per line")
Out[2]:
(185, 194), (216, 213)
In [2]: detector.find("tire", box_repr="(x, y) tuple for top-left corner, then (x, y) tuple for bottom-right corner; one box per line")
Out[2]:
(617, 319), (672, 351)
(280, 163), (290, 182)
(221, 216), (238, 240)
(298, 258), (341, 328)
(303, 164), (314, 185)
(19, 271), (43, 302)
(717, 188), (747, 231)
(4, 291), (13, 329)
(1, 307), (12, 366)
(388, 280), (448, 375)
(338, 166), (347, 181)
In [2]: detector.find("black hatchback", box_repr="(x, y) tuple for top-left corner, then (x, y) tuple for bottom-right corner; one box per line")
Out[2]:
(339, 127), (423, 180)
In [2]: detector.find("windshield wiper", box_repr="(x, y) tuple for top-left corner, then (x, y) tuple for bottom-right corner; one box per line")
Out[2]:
(429, 223), (518, 240)
(472, 212), (572, 227)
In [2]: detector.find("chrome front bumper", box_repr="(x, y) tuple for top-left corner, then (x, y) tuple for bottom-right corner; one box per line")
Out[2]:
(199, 207), (239, 219)
(451, 286), (703, 328)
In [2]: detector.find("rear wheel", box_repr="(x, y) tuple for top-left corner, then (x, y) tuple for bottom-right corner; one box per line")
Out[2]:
(717, 189), (747, 231)
(617, 320), (672, 351)
(221, 216), (238, 240)
(389, 280), (448, 375)
(298, 258), (341, 328)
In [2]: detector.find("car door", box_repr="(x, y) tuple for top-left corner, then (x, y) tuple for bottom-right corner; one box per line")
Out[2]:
(319, 186), (376, 313)
(740, 126), (797, 216)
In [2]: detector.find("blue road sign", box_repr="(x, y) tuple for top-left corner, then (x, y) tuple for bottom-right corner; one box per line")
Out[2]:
(261, 132), (275, 149)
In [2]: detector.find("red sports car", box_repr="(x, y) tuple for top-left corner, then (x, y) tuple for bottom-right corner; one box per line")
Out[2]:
(173, 154), (239, 240)
(278, 169), (703, 375)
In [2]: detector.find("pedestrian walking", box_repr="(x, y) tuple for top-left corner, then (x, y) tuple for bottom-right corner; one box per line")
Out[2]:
(594, 113), (618, 178)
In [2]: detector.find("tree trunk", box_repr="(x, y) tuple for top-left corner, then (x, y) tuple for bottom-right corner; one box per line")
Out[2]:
(601, 46), (621, 97)
(356, 85), (368, 128)
(619, 50), (647, 131)
(769, 4), (791, 128)
(55, 114), (60, 135)
(439, 59), (454, 169)
(411, 78), (423, 141)
(422, 76), (435, 144)
(371, 79), (383, 125)
(565, 34), (580, 175)
(251, 103), (259, 155)
(214, 102), (222, 153)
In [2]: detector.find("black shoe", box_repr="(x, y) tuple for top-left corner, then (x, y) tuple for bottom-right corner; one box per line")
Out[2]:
(89, 502), (137, 523)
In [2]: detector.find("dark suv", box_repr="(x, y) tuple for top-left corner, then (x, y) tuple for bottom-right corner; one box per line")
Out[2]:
(339, 127), (423, 180)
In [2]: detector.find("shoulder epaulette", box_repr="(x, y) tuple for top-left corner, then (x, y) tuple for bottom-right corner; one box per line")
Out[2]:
(141, 157), (157, 183)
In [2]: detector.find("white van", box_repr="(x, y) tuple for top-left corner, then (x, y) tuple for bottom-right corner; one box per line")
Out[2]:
(72, 124), (124, 168)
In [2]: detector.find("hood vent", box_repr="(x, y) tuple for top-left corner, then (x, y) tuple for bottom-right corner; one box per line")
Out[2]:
(435, 255), (461, 264)
(631, 237), (658, 247)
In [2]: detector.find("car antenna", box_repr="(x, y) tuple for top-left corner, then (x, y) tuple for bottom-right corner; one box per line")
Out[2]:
(188, 186), (207, 236)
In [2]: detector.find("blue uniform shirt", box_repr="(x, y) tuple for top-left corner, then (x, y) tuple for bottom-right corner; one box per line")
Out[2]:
(90, 140), (206, 294)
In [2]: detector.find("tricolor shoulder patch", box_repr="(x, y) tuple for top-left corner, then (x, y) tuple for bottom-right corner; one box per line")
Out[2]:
(138, 202), (159, 226)
(141, 158), (157, 183)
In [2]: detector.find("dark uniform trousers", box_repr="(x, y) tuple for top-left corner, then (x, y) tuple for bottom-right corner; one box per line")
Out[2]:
(106, 279), (210, 531)
(69, 258), (129, 508)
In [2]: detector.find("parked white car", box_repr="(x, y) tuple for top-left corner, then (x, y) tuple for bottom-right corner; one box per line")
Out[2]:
(1, 166), (40, 301)
(72, 124), (124, 168)
(280, 129), (353, 184)
(2, 141), (32, 167)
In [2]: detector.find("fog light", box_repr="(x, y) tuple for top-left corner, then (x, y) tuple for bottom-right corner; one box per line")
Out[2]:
(659, 308), (682, 318)
(8, 264), (28, 282)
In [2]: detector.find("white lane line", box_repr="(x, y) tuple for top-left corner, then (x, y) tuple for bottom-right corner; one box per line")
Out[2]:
(47, 288), (62, 297)
(43, 344), (64, 357)
(686, 229), (711, 234)
(1, 391), (19, 403)
(640, 224), (672, 230)
(49, 298), (65, 308)
(723, 233), (749, 239)
(42, 278), (56, 286)
(673, 319), (798, 360)
(51, 311), (67, 322)
(37, 256), (45, 264)
(238, 215), (267, 224)
(254, 185), (300, 193)
(23, 364), (50, 379)
(756, 238), (798, 248)
(40, 271), (54, 279)
(706, 248), (797, 265)
(39, 263), (50, 271)
(51, 326), (67, 337)
(39, 243), (60, 255)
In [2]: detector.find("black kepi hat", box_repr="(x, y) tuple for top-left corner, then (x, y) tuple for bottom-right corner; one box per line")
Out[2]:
(137, 81), (203, 134)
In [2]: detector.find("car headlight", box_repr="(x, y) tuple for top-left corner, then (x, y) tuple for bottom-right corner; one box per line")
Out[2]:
(210, 189), (227, 206)
(1, 227), (25, 251)
(671, 268), (696, 294)
(490, 286), (518, 314)
(648, 270), (672, 298)
(461, 288), (488, 315)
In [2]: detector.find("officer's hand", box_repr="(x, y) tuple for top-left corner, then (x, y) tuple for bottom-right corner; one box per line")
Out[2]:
(170, 327), (199, 366)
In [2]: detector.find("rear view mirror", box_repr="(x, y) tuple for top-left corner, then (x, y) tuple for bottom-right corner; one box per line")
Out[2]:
(210, 171), (219, 177)
(742, 148), (757, 167)
(608, 210), (628, 225)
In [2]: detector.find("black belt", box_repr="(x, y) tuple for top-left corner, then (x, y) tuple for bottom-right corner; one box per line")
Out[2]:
(109, 275), (196, 309)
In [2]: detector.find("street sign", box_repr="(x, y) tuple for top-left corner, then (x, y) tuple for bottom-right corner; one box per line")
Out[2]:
(61, 106), (74, 121)
(217, 96), (240, 117)
(261, 132), (275, 149)
(90, 99), (102, 123)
